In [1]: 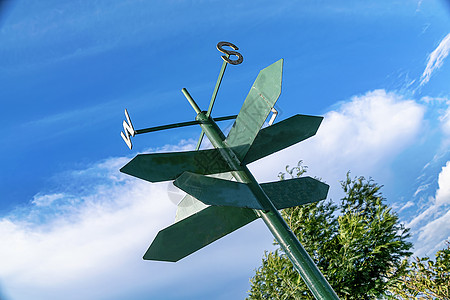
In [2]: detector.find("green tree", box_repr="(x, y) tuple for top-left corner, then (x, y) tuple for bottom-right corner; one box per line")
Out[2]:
(248, 163), (412, 299)
(388, 242), (450, 299)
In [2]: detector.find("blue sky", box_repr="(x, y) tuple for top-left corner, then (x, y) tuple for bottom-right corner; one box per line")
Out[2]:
(1, 0), (450, 299)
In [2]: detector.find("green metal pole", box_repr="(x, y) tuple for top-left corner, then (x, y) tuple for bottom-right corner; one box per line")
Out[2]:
(182, 88), (202, 114)
(251, 183), (340, 300)
(207, 57), (228, 117)
(197, 54), (229, 150)
(192, 109), (339, 300)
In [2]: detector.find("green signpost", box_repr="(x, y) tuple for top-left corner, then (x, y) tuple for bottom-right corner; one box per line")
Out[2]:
(120, 42), (339, 300)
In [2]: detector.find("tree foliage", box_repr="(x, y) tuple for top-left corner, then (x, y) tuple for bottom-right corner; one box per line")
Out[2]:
(248, 163), (412, 299)
(388, 242), (450, 299)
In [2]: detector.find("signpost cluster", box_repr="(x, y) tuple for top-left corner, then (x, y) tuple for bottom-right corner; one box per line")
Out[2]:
(119, 42), (339, 300)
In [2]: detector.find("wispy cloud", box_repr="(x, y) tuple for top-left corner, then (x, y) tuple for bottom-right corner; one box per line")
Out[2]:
(0, 1), (177, 70)
(440, 106), (450, 138)
(420, 33), (450, 86)
(421, 96), (450, 145)
(399, 201), (415, 212)
(408, 161), (450, 256)
(31, 193), (66, 207)
(0, 1), (302, 72)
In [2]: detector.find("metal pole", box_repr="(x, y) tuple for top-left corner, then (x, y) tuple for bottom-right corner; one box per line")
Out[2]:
(207, 57), (228, 117)
(195, 111), (339, 300)
(182, 88), (202, 114)
(254, 199), (340, 299)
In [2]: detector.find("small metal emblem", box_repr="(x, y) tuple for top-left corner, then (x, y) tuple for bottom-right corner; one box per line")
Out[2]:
(217, 41), (243, 65)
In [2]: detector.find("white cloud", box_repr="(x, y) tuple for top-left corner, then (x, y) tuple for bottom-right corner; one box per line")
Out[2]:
(435, 161), (450, 205)
(249, 88), (450, 258)
(0, 157), (173, 297)
(0, 151), (273, 300)
(408, 161), (450, 256)
(420, 33), (450, 86)
(250, 89), (425, 199)
(317, 90), (423, 160)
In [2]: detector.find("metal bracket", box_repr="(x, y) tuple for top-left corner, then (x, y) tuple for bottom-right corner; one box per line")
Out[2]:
(268, 107), (278, 126)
